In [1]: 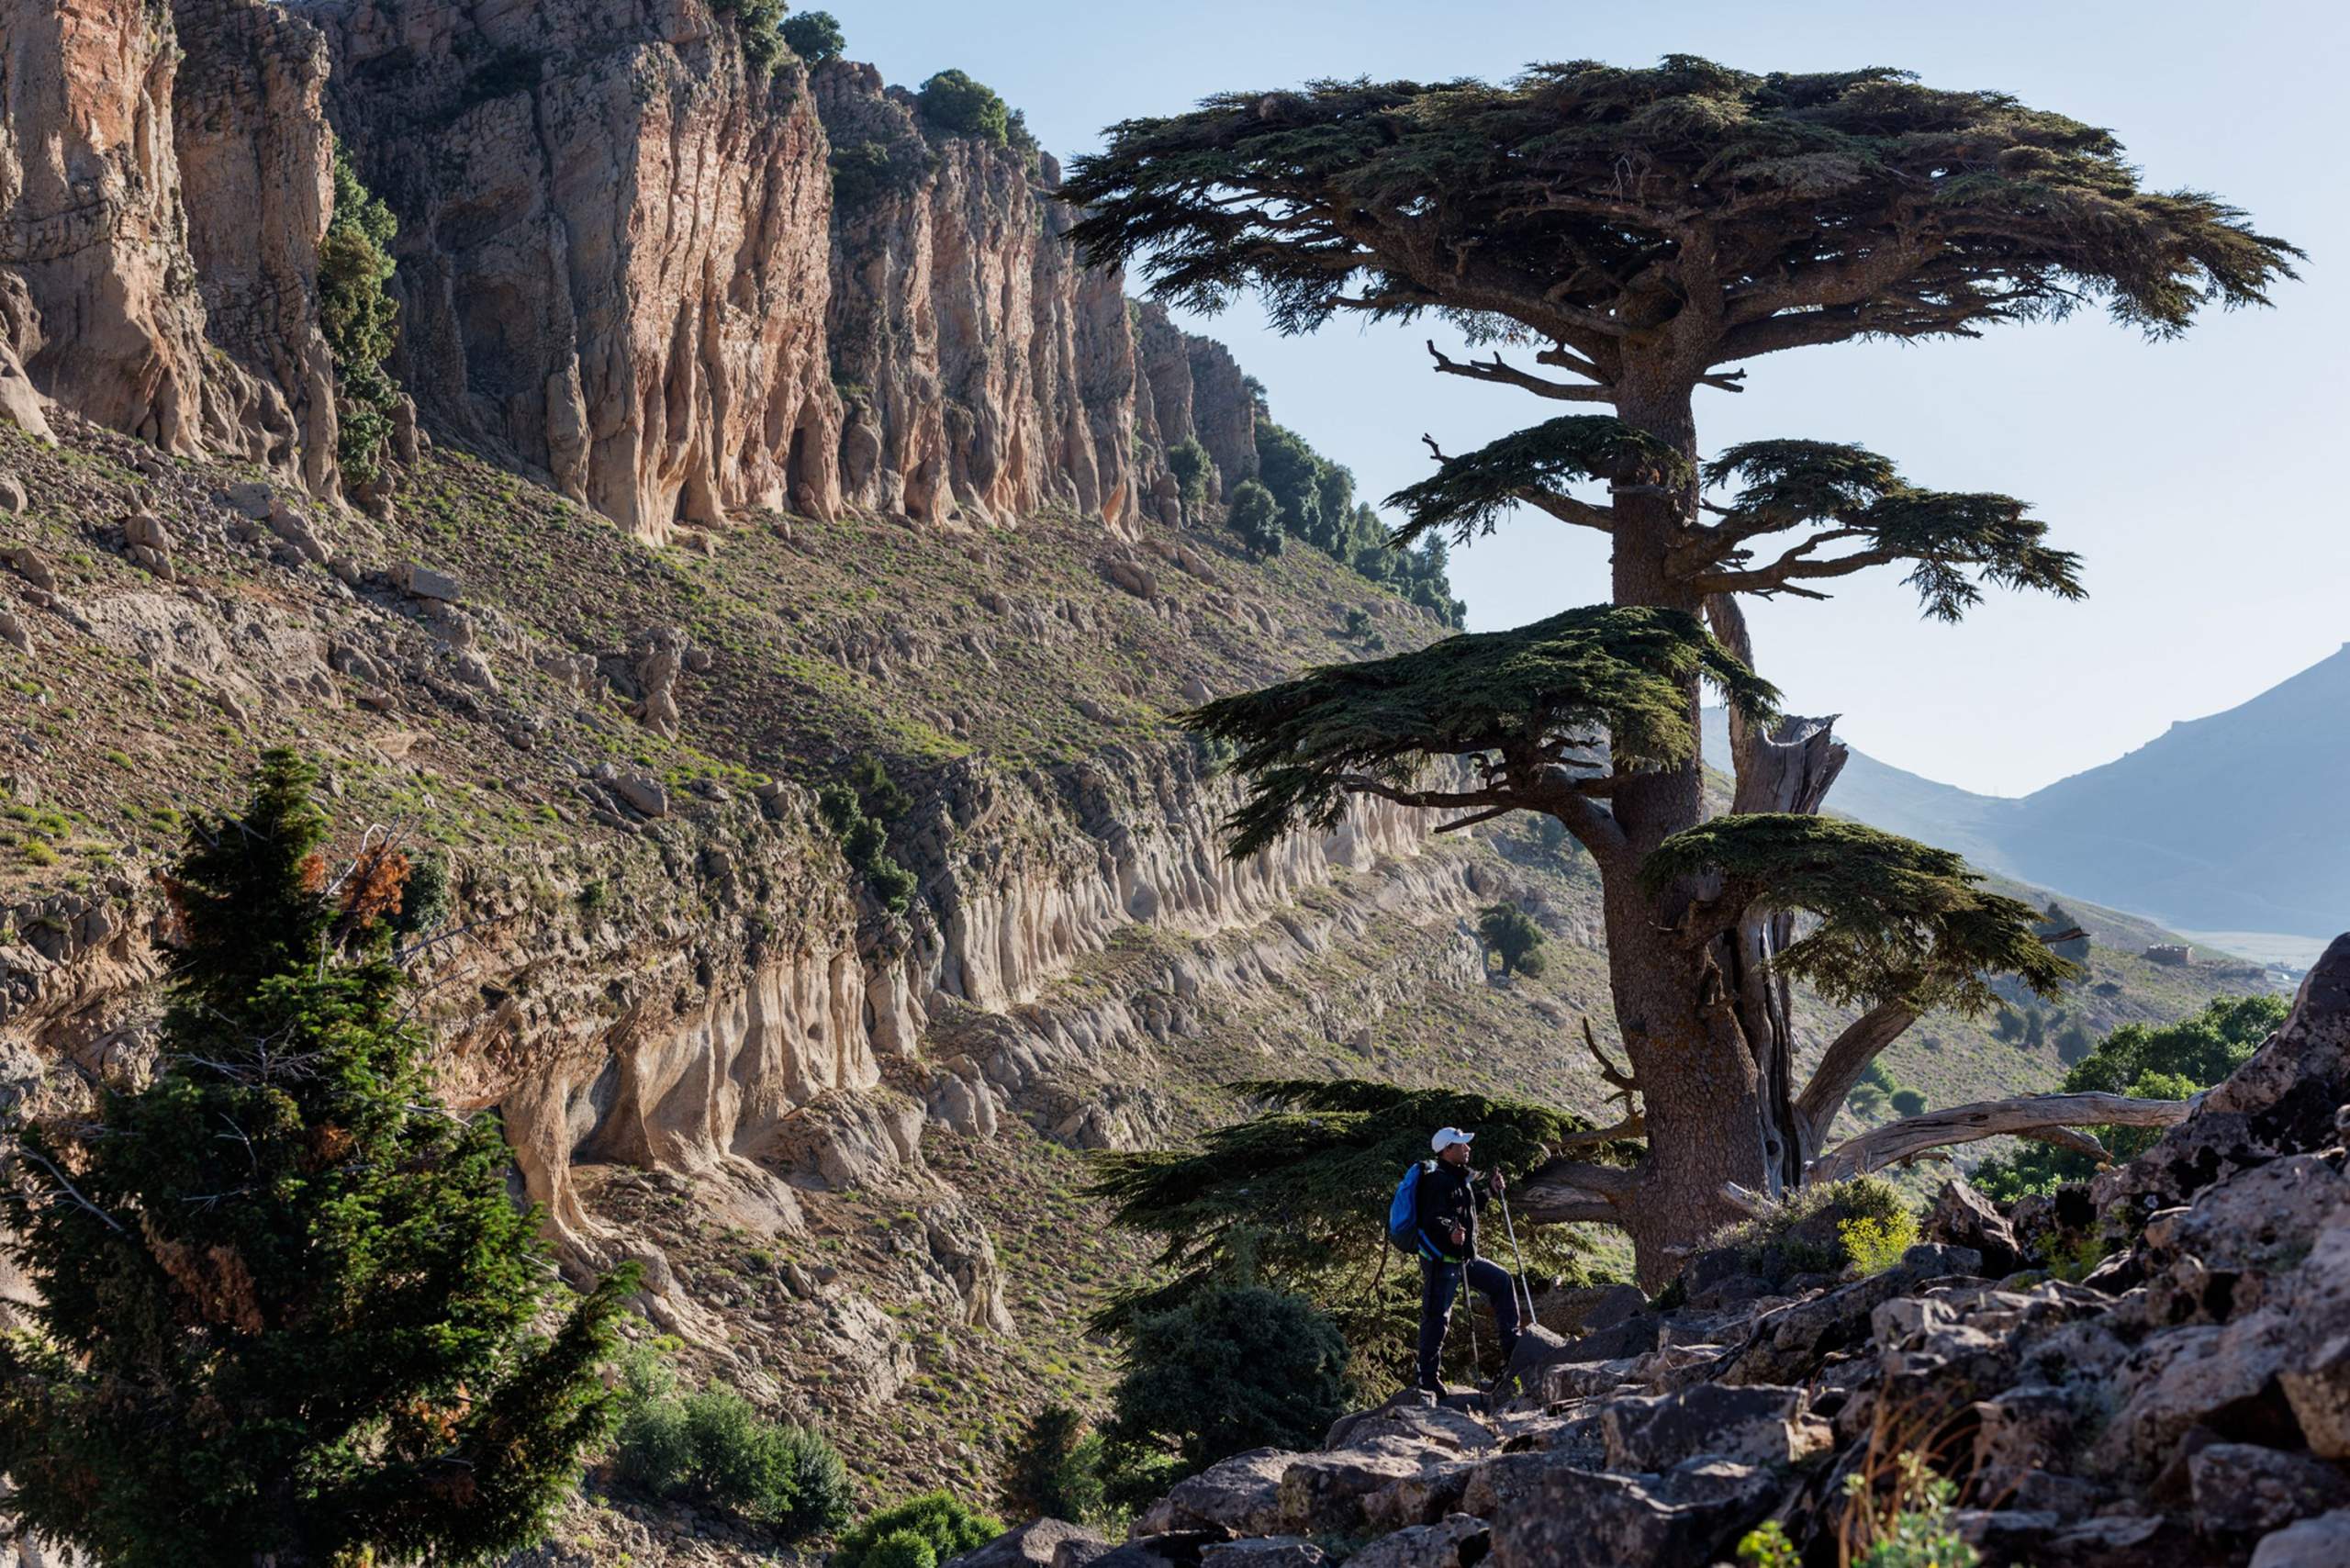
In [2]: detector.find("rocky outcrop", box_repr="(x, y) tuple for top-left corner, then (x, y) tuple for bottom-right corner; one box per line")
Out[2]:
(0, 0), (233, 452)
(294, 0), (845, 539)
(1049, 935), (2350, 1568)
(0, 0), (341, 485)
(4, 0), (1269, 540)
(171, 0), (343, 495)
(819, 64), (1139, 528)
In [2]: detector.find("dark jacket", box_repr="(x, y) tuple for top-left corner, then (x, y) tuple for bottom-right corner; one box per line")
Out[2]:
(1414, 1157), (1488, 1261)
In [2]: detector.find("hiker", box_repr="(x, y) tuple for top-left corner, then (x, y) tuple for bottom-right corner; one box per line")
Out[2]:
(1410, 1126), (1520, 1394)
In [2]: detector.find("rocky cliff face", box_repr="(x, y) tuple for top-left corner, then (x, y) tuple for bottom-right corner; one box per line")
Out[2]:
(171, 0), (344, 496)
(0, 0), (234, 453)
(291, 0), (845, 539)
(0, 0), (1260, 545)
(0, 0), (341, 486)
(817, 63), (1150, 529)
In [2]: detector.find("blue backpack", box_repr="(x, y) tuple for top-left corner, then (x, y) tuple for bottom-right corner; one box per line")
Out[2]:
(1386, 1160), (1432, 1254)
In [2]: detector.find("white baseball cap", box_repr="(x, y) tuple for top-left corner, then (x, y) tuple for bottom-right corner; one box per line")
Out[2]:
(1430, 1126), (1474, 1153)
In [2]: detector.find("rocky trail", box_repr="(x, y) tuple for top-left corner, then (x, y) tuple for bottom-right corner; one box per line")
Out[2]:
(952, 937), (2350, 1568)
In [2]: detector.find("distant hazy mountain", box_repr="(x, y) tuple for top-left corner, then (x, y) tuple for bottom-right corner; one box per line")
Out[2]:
(1703, 643), (2350, 941)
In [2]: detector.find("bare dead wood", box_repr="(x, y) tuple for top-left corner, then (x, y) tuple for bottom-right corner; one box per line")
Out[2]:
(1513, 1155), (1640, 1225)
(1794, 999), (1920, 1156)
(1426, 339), (1613, 400)
(1810, 1092), (2200, 1182)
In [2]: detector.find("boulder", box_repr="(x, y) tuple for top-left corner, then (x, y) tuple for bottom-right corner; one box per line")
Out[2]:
(951, 1519), (1106, 1568)
(1134, 1449), (1293, 1539)
(1103, 560), (1157, 599)
(1090, 1531), (1235, 1568)
(1197, 1540), (1326, 1568)
(226, 482), (276, 519)
(1530, 1282), (1647, 1339)
(1600, 1383), (1829, 1471)
(393, 560), (461, 602)
(1925, 1176), (2023, 1277)
(2089, 1310), (2294, 1482)
(2282, 1209), (2350, 1458)
(1340, 1515), (1489, 1568)
(1, 547), (55, 591)
(1277, 1440), (1464, 1535)
(2188, 1442), (2350, 1540)
(2096, 937), (2350, 1220)
(1481, 1456), (1776, 1568)
(0, 472), (26, 512)
(2136, 1154), (2348, 1327)
(2254, 1508), (2350, 1567)
(608, 774), (669, 820)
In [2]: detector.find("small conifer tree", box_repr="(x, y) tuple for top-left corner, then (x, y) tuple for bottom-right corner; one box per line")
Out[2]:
(0, 750), (635, 1567)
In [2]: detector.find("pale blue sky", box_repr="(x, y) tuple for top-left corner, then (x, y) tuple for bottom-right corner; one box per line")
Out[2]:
(839, 0), (2344, 798)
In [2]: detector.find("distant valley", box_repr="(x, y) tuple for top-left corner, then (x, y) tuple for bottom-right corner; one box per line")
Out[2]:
(1709, 642), (2350, 955)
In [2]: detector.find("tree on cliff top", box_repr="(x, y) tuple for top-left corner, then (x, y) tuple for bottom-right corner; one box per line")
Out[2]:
(0, 751), (635, 1567)
(919, 70), (1013, 146)
(1065, 58), (2298, 1283)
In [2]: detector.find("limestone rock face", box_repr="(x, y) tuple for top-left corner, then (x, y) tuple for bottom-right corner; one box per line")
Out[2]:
(818, 63), (1167, 530)
(0, 0), (230, 451)
(171, 0), (343, 495)
(295, 0), (844, 540)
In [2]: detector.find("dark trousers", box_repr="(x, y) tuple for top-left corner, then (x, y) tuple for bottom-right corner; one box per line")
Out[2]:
(1416, 1256), (1520, 1390)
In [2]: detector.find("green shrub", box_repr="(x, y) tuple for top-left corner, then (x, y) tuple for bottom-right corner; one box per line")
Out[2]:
(837, 1493), (1002, 1568)
(1710, 1176), (1913, 1281)
(1476, 902), (1547, 979)
(778, 8), (845, 62)
(320, 151), (402, 486)
(1106, 1285), (1353, 1471)
(391, 848), (450, 938)
(1167, 437), (1213, 517)
(818, 781), (917, 915)
(832, 138), (934, 208)
(1846, 1453), (1979, 1567)
(1839, 1211), (1919, 1276)
(1006, 1404), (1106, 1523)
(867, 1529), (937, 1568)
(1888, 1087), (1927, 1118)
(1225, 480), (1284, 558)
(710, 0), (788, 75)
(615, 1376), (853, 1535)
(916, 71), (1011, 144)
(1737, 1519), (1799, 1568)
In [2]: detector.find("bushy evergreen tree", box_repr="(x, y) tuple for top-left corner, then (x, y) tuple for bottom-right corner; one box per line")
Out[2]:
(1165, 436), (1214, 519)
(1225, 479), (1285, 558)
(1105, 1286), (1352, 1471)
(779, 7), (845, 63)
(1004, 1404), (1107, 1523)
(1068, 57), (2295, 1280)
(1477, 902), (1548, 979)
(319, 151), (402, 487)
(0, 750), (634, 1567)
(918, 70), (1012, 145)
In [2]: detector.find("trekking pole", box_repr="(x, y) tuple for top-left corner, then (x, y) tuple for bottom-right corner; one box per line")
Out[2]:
(1498, 1187), (1537, 1325)
(1459, 1264), (1479, 1385)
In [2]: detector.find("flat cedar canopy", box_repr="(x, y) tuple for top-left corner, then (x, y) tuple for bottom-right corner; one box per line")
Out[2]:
(1065, 57), (2299, 364)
